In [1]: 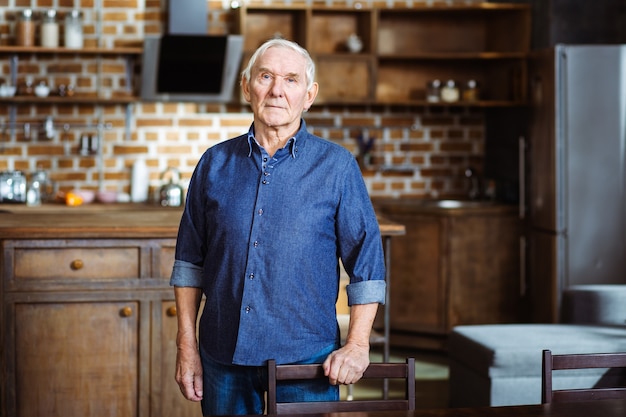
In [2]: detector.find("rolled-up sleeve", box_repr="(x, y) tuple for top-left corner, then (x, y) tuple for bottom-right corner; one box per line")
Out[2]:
(346, 279), (386, 305)
(170, 259), (204, 287)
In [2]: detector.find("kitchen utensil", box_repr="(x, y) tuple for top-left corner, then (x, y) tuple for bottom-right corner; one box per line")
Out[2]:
(159, 167), (183, 207)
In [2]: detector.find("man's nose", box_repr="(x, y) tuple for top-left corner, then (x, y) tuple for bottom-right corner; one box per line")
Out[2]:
(269, 78), (285, 96)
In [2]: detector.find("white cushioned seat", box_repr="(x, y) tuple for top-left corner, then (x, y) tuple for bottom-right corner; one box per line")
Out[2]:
(448, 324), (626, 407)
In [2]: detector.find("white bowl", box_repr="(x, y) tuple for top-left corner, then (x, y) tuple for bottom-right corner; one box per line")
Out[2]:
(71, 189), (95, 204)
(0, 85), (16, 97)
(34, 85), (50, 97)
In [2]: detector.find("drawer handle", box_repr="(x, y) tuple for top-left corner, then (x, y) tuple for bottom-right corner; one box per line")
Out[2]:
(120, 307), (133, 317)
(70, 259), (84, 270)
(166, 306), (177, 317)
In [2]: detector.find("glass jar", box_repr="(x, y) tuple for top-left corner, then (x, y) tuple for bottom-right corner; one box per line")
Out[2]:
(426, 80), (442, 103)
(441, 79), (460, 103)
(41, 9), (60, 48)
(16, 9), (35, 47)
(0, 171), (27, 203)
(64, 10), (84, 48)
(463, 79), (480, 102)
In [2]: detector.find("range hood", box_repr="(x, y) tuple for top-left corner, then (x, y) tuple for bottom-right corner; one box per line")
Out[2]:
(140, 0), (243, 103)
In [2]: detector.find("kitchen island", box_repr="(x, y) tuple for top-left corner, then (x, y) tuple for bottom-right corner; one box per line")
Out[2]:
(0, 204), (404, 417)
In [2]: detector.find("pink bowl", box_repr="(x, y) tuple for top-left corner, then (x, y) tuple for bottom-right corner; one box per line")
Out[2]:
(96, 191), (118, 204)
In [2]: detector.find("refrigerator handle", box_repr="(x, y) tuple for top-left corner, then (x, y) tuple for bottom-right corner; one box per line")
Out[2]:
(518, 136), (526, 220)
(520, 235), (527, 296)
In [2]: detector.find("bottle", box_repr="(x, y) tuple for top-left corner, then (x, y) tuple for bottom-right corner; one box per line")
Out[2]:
(26, 175), (41, 206)
(64, 10), (84, 48)
(131, 159), (149, 203)
(41, 9), (60, 48)
(16, 9), (35, 47)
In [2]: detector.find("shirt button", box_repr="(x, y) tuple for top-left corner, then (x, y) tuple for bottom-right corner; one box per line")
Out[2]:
(249, 273), (255, 279)
(245, 306), (251, 313)
(253, 241), (259, 247)
(262, 180), (268, 184)
(258, 209), (263, 215)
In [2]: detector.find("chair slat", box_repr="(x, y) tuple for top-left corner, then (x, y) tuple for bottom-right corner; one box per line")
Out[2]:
(267, 357), (416, 414)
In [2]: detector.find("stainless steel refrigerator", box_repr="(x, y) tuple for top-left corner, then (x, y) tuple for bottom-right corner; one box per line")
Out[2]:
(527, 44), (626, 323)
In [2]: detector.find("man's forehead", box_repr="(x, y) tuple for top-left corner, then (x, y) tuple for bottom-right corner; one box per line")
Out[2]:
(255, 47), (306, 72)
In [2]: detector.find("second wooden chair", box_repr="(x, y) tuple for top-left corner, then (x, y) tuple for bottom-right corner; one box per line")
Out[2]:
(541, 349), (626, 403)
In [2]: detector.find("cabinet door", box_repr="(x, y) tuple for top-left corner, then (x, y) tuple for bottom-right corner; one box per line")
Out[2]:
(156, 300), (203, 417)
(387, 214), (444, 333)
(14, 301), (139, 417)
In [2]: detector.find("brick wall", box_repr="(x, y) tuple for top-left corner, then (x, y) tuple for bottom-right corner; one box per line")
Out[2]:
(0, 0), (485, 201)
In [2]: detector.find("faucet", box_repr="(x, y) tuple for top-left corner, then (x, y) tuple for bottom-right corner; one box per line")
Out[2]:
(465, 167), (481, 200)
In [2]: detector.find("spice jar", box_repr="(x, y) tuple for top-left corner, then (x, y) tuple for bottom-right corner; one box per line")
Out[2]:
(441, 79), (460, 103)
(426, 80), (442, 103)
(16, 9), (35, 47)
(463, 79), (480, 102)
(41, 9), (60, 48)
(64, 10), (84, 48)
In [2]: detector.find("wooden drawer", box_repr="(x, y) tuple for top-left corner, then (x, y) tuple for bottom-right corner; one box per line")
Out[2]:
(14, 247), (140, 280)
(154, 239), (177, 280)
(3, 239), (147, 290)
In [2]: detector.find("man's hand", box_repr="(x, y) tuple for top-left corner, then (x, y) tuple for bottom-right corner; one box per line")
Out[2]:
(322, 302), (379, 385)
(322, 341), (370, 385)
(175, 342), (204, 401)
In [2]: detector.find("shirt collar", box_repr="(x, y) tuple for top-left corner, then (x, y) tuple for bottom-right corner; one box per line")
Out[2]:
(246, 120), (308, 159)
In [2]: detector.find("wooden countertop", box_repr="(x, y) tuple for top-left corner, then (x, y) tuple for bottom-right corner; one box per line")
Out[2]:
(0, 203), (405, 239)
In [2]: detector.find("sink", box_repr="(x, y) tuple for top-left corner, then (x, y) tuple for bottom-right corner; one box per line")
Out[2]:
(419, 199), (496, 209)
(374, 198), (500, 213)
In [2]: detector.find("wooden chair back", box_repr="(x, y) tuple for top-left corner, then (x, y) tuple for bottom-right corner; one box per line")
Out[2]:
(541, 349), (626, 403)
(267, 357), (415, 414)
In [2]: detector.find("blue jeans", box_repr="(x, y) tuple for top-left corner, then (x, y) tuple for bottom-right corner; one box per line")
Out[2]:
(200, 343), (339, 416)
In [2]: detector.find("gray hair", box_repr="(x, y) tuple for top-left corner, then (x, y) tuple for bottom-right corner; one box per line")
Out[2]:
(240, 38), (316, 92)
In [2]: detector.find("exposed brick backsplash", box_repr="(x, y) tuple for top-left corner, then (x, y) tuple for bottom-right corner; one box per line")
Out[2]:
(0, 0), (485, 201)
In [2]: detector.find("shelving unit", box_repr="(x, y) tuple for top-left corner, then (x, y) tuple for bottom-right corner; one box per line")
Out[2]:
(0, 46), (141, 103)
(233, 3), (531, 106)
(0, 46), (141, 141)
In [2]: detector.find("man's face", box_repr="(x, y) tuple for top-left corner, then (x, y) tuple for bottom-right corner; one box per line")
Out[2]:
(242, 46), (318, 132)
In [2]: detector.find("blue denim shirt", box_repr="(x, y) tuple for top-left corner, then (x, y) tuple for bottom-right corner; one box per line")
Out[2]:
(170, 120), (386, 366)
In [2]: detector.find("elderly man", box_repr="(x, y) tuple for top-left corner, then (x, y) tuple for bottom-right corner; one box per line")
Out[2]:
(171, 38), (386, 416)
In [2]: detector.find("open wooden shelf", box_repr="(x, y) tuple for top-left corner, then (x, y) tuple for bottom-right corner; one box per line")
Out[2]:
(234, 3), (531, 106)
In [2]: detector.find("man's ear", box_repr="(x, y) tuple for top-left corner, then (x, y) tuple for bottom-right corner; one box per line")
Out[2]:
(304, 82), (319, 111)
(241, 77), (252, 103)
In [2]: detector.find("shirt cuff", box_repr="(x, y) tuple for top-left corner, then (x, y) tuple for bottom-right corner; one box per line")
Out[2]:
(169, 259), (204, 287)
(346, 280), (386, 306)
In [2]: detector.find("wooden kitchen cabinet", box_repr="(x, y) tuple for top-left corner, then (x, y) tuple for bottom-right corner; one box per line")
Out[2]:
(374, 200), (523, 350)
(233, 3), (530, 106)
(12, 297), (140, 417)
(0, 237), (197, 417)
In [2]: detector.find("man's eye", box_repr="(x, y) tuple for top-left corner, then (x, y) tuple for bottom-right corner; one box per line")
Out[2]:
(287, 77), (296, 83)
(261, 73), (272, 80)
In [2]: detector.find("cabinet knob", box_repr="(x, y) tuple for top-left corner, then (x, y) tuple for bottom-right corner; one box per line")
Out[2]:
(166, 306), (177, 317)
(120, 306), (133, 317)
(70, 259), (84, 270)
